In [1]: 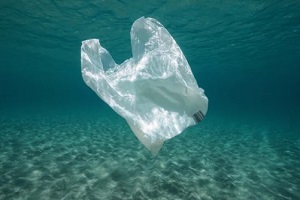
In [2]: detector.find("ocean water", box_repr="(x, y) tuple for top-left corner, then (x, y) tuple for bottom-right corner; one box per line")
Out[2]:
(1, 1), (300, 199)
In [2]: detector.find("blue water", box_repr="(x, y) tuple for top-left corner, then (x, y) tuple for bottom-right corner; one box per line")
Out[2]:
(1, 1), (300, 199)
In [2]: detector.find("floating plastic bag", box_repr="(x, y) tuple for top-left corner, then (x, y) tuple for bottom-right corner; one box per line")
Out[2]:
(81, 17), (208, 154)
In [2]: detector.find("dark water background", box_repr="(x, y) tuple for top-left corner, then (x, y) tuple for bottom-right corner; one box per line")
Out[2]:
(1, 1), (300, 199)
(1, 0), (299, 118)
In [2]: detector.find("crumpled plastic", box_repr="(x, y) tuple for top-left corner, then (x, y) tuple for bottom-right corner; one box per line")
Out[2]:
(81, 17), (208, 154)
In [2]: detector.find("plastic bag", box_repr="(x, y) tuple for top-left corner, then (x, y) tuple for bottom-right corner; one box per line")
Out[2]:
(81, 17), (208, 154)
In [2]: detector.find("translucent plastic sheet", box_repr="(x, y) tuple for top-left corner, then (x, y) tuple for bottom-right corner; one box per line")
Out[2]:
(81, 17), (208, 154)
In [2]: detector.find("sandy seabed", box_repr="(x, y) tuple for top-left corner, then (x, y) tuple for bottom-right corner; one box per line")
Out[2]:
(0, 111), (299, 200)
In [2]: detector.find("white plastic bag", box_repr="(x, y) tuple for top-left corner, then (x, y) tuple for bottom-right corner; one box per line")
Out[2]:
(81, 17), (208, 154)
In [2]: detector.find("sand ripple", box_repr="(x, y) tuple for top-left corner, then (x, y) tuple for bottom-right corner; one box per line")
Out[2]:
(0, 112), (299, 199)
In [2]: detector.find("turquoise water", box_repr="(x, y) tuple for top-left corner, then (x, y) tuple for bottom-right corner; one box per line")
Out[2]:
(1, 1), (300, 199)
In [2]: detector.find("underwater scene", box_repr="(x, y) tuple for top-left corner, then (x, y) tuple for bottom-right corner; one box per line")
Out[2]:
(1, 1), (300, 199)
